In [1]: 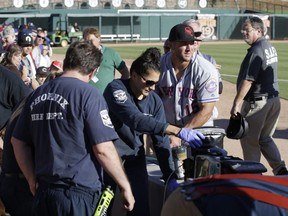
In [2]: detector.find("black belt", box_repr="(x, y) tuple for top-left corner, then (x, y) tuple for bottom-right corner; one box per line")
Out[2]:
(248, 94), (278, 102)
(3, 173), (25, 179)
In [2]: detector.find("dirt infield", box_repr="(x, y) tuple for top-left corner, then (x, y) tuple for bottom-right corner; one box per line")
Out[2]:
(51, 54), (288, 176)
(215, 80), (288, 175)
(124, 59), (288, 175)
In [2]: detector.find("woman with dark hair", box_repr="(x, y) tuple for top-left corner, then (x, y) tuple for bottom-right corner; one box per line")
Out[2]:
(1, 44), (29, 83)
(103, 47), (204, 216)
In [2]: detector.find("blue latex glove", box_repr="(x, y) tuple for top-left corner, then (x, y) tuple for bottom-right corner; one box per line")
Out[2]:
(167, 178), (179, 192)
(177, 128), (205, 148)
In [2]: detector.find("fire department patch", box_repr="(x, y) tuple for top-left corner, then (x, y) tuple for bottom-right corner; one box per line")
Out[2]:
(113, 90), (127, 103)
(100, 109), (114, 128)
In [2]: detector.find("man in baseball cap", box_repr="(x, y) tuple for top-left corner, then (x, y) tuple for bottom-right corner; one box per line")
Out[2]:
(168, 24), (201, 42)
(157, 23), (219, 150)
(17, 33), (38, 89)
(36, 66), (50, 85)
(44, 60), (63, 82)
(50, 60), (62, 71)
(18, 33), (34, 47)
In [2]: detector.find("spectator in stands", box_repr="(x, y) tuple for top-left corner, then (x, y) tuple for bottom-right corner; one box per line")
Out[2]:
(0, 40), (32, 165)
(0, 44), (30, 84)
(2, 26), (16, 50)
(32, 30), (46, 68)
(38, 42), (51, 68)
(83, 27), (130, 93)
(31, 30), (37, 43)
(36, 66), (50, 85)
(17, 33), (39, 90)
(44, 60), (63, 82)
(43, 28), (52, 57)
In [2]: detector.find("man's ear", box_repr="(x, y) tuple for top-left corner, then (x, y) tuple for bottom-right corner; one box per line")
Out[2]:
(88, 68), (97, 80)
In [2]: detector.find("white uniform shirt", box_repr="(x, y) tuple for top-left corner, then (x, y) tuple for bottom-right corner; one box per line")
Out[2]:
(158, 52), (219, 127)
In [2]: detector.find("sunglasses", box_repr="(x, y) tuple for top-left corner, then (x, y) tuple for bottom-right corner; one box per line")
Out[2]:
(37, 35), (45, 40)
(138, 74), (158, 86)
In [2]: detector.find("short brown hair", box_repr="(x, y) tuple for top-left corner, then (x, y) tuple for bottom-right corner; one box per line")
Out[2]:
(83, 27), (101, 39)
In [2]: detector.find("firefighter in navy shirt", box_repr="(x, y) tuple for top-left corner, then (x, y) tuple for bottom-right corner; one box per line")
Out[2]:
(104, 47), (204, 216)
(11, 41), (134, 216)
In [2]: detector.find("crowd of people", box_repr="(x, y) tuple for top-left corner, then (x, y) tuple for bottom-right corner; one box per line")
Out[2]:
(0, 16), (287, 216)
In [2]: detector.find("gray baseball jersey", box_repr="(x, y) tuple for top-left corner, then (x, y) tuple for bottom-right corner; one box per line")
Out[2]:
(158, 52), (219, 127)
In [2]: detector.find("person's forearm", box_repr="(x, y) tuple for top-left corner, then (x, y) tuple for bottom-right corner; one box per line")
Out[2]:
(165, 125), (181, 136)
(184, 102), (215, 128)
(234, 80), (253, 106)
(93, 141), (132, 192)
(184, 111), (212, 129)
(231, 80), (253, 115)
(164, 112), (211, 133)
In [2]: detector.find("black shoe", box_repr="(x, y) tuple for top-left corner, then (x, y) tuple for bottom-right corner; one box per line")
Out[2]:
(276, 167), (288, 175)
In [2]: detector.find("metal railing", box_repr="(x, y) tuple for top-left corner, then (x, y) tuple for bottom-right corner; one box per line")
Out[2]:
(241, 0), (288, 14)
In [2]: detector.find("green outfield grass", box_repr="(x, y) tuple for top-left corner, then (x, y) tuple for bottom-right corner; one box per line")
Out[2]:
(53, 41), (288, 99)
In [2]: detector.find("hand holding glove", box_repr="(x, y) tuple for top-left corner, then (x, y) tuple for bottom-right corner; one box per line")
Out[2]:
(167, 178), (179, 192)
(177, 128), (205, 149)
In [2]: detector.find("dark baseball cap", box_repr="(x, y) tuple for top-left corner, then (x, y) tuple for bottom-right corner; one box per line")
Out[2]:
(168, 24), (200, 42)
(36, 67), (50, 76)
(17, 33), (33, 46)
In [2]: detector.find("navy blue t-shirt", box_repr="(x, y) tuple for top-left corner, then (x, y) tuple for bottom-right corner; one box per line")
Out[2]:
(13, 76), (119, 190)
(104, 79), (174, 181)
(237, 37), (279, 99)
(0, 65), (31, 130)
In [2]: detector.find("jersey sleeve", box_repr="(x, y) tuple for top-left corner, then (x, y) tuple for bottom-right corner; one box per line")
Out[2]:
(103, 80), (168, 136)
(195, 58), (219, 103)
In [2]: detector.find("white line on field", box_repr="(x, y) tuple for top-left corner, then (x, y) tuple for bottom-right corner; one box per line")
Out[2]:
(221, 74), (288, 82)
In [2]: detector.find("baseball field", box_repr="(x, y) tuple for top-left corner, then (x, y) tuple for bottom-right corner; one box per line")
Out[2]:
(54, 40), (288, 99)
(52, 40), (288, 175)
